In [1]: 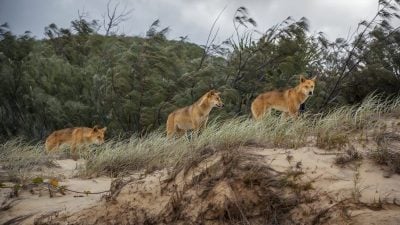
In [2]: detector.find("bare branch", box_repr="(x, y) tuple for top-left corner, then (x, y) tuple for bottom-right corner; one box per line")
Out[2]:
(102, 0), (133, 36)
(197, 5), (227, 70)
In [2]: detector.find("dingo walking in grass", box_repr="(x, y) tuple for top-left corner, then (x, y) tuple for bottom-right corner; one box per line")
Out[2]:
(166, 90), (224, 138)
(251, 75), (316, 120)
(45, 126), (107, 157)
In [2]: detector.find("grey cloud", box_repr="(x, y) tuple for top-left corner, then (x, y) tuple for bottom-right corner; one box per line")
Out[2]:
(0, 0), (389, 44)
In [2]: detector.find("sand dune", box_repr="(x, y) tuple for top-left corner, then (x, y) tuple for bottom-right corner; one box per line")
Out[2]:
(2, 118), (400, 224)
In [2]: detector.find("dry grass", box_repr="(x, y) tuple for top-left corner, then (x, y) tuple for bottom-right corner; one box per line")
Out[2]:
(335, 145), (363, 165)
(315, 95), (388, 150)
(84, 116), (315, 177)
(370, 131), (400, 174)
(0, 139), (56, 171)
(0, 95), (399, 178)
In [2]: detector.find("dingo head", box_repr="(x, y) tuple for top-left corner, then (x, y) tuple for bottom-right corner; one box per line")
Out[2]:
(206, 90), (224, 108)
(298, 75), (316, 96)
(90, 126), (107, 144)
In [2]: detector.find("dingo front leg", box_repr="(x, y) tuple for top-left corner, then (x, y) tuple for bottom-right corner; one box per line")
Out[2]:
(71, 142), (78, 161)
(288, 107), (299, 119)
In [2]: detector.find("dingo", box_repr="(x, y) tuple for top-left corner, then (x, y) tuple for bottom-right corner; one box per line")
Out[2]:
(166, 90), (224, 138)
(251, 75), (316, 119)
(45, 126), (107, 154)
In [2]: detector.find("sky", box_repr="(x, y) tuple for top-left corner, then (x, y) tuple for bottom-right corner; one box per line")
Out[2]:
(0, 0), (385, 45)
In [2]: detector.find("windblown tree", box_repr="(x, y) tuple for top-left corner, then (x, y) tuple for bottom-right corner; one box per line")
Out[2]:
(220, 9), (325, 114)
(319, 0), (400, 107)
(0, 1), (400, 141)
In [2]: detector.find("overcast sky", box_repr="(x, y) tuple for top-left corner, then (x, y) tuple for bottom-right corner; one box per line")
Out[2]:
(0, 0), (385, 45)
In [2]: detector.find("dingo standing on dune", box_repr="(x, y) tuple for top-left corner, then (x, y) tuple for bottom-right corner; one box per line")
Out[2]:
(45, 126), (107, 156)
(251, 75), (316, 120)
(166, 90), (224, 138)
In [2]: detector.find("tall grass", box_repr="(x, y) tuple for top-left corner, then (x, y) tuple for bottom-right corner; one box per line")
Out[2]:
(315, 95), (390, 149)
(85, 95), (398, 176)
(82, 115), (315, 176)
(1, 94), (399, 177)
(0, 138), (55, 171)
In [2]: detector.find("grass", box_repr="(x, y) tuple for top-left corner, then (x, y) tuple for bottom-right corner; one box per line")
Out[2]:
(315, 95), (387, 150)
(0, 94), (399, 177)
(370, 131), (400, 174)
(335, 144), (363, 165)
(0, 138), (56, 171)
(83, 115), (314, 177)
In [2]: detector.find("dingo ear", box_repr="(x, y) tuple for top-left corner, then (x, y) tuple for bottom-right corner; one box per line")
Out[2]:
(93, 125), (100, 132)
(300, 75), (306, 83)
(208, 90), (217, 97)
(312, 76), (317, 81)
(211, 90), (221, 95)
(101, 127), (107, 132)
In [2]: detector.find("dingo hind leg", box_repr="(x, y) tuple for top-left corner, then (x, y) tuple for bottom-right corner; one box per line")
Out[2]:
(45, 138), (59, 152)
(166, 113), (176, 138)
(45, 133), (60, 152)
(251, 100), (270, 120)
(166, 113), (186, 138)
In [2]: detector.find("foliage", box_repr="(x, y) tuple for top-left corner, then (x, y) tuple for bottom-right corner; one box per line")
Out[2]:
(0, 1), (400, 140)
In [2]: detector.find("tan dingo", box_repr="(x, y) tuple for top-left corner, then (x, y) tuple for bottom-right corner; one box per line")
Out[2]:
(45, 126), (107, 155)
(251, 75), (316, 119)
(166, 90), (224, 138)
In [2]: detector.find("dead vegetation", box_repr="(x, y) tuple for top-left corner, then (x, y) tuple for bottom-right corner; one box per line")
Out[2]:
(370, 131), (400, 174)
(32, 143), (400, 225)
(35, 147), (322, 225)
(335, 144), (363, 165)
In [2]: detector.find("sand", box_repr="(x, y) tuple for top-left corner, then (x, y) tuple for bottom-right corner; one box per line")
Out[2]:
(0, 159), (112, 225)
(2, 119), (400, 224)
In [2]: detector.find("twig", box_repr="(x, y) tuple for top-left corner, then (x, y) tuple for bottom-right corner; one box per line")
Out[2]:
(60, 186), (110, 195)
(3, 214), (34, 225)
(311, 198), (350, 225)
(313, 150), (342, 155)
(198, 5), (228, 70)
(0, 198), (19, 211)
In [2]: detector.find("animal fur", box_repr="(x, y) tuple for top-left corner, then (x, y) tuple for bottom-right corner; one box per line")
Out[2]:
(251, 75), (316, 120)
(166, 90), (224, 138)
(45, 126), (107, 155)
